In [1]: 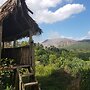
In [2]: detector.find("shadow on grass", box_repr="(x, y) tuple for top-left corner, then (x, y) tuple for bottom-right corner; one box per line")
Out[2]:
(77, 52), (90, 61)
(37, 69), (74, 90)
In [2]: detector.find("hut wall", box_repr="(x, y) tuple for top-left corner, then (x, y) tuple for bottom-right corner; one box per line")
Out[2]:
(1, 46), (33, 65)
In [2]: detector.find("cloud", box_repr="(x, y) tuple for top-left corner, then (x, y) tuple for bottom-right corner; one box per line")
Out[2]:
(88, 31), (90, 36)
(33, 30), (90, 43)
(0, 0), (7, 6)
(48, 30), (90, 41)
(84, 31), (90, 39)
(48, 31), (61, 39)
(48, 30), (73, 40)
(0, 0), (85, 24)
(26, 0), (85, 24)
(77, 31), (90, 40)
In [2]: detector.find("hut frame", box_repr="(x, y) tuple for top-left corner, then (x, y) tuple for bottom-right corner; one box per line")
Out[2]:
(0, 0), (42, 89)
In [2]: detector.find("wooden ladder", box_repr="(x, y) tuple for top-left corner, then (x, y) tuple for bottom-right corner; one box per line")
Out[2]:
(17, 66), (40, 90)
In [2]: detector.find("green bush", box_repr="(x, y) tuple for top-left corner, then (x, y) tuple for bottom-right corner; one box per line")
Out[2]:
(35, 44), (90, 90)
(0, 58), (16, 89)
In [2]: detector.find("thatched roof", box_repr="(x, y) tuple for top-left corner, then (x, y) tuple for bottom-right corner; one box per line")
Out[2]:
(0, 0), (42, 42)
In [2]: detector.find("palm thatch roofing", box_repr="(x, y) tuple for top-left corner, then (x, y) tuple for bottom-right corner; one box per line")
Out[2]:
(0, 0), (42, 42)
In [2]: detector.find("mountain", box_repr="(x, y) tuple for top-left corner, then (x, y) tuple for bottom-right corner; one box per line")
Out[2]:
(42, 38), (77, 48)
(65, 39), (90, 50)
(41, 38), (90, 50)
(79, 39), (90, 43)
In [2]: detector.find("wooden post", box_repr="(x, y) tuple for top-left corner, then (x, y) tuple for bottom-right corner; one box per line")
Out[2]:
(32, 40), (35, 73)
(0, 24), (2, 64)
(13, 39), (16, 48)
(29, 30), (35, 73)
(2, 42), (4, 49)
(29, 31), (32, 66)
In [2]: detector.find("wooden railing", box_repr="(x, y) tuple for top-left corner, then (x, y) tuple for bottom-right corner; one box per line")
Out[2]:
(1, 46), (33, 65)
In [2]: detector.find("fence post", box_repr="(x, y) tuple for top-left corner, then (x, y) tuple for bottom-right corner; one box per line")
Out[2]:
(0, 24), (2, 64)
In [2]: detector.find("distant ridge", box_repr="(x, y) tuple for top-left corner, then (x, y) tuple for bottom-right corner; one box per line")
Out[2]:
(79, 39), (90, 43)
(41, 38), (90, 49)
(42, 38), (77, 48)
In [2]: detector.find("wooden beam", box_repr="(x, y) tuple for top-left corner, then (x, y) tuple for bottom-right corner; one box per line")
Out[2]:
(32, 40), (35, 74)
(0, 0), (16, 23)
(2, 42), (4, 49)
(29, 30), (32, 66)
(29, 30), (35, 73)
(13, 39), (16, 48)
(0, 24), (2, 63)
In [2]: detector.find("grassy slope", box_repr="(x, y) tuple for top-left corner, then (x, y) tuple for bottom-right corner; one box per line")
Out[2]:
(35, 42), (90, 90)
(64, 42), (90, 51)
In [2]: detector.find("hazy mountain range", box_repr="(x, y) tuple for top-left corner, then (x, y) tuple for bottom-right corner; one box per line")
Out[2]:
(41, 38), (90, 49)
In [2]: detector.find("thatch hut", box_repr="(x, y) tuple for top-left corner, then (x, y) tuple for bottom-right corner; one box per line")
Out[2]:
(0, 0), (42, 90)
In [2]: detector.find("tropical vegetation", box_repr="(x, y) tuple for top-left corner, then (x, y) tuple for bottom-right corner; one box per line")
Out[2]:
(35, 43), (90, 90)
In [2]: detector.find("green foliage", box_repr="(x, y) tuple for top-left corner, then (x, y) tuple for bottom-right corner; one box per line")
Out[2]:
(0, 58), (16, 67)
(0, 58), (16, 89)
(20, 41), (28, 46)
(77, 52), (90, 61)
(36, 64), (56, 76)
(65, 42), (90, 51)
(35, 44), (90, 90)
(0, 43), (90, 90)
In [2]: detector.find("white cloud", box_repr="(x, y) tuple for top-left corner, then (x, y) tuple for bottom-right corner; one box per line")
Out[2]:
(48, 30), (73, 40)
(33, 30), (74, 43)
(33, 30), (90, 43)
(0, 0), (7, 6)
(26, 0), (62, 10)
(49, 31), (61, 39)
(88, 31), (90, 36)
(26, 0), (85, 24)
(33, 35), (44, 43)
(85, 31), (90, 39)
(77, 31), (90, 40)
(84, 31), (90, 39)
(47, 30), (90, 41)
(0, 0), (85, 24)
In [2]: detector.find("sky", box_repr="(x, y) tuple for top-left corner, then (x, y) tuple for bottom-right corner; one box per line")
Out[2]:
(0, 0), (90, 43)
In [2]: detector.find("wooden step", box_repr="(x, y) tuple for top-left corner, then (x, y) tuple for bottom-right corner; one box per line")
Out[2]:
(17, 65), (30, 68)
(24, 82), (38, 87)
(21, 73), (34, 77)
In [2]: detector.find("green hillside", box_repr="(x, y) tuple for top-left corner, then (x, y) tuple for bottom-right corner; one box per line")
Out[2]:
(35, 44), (90, 90)
(65, 42), (90, 51)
